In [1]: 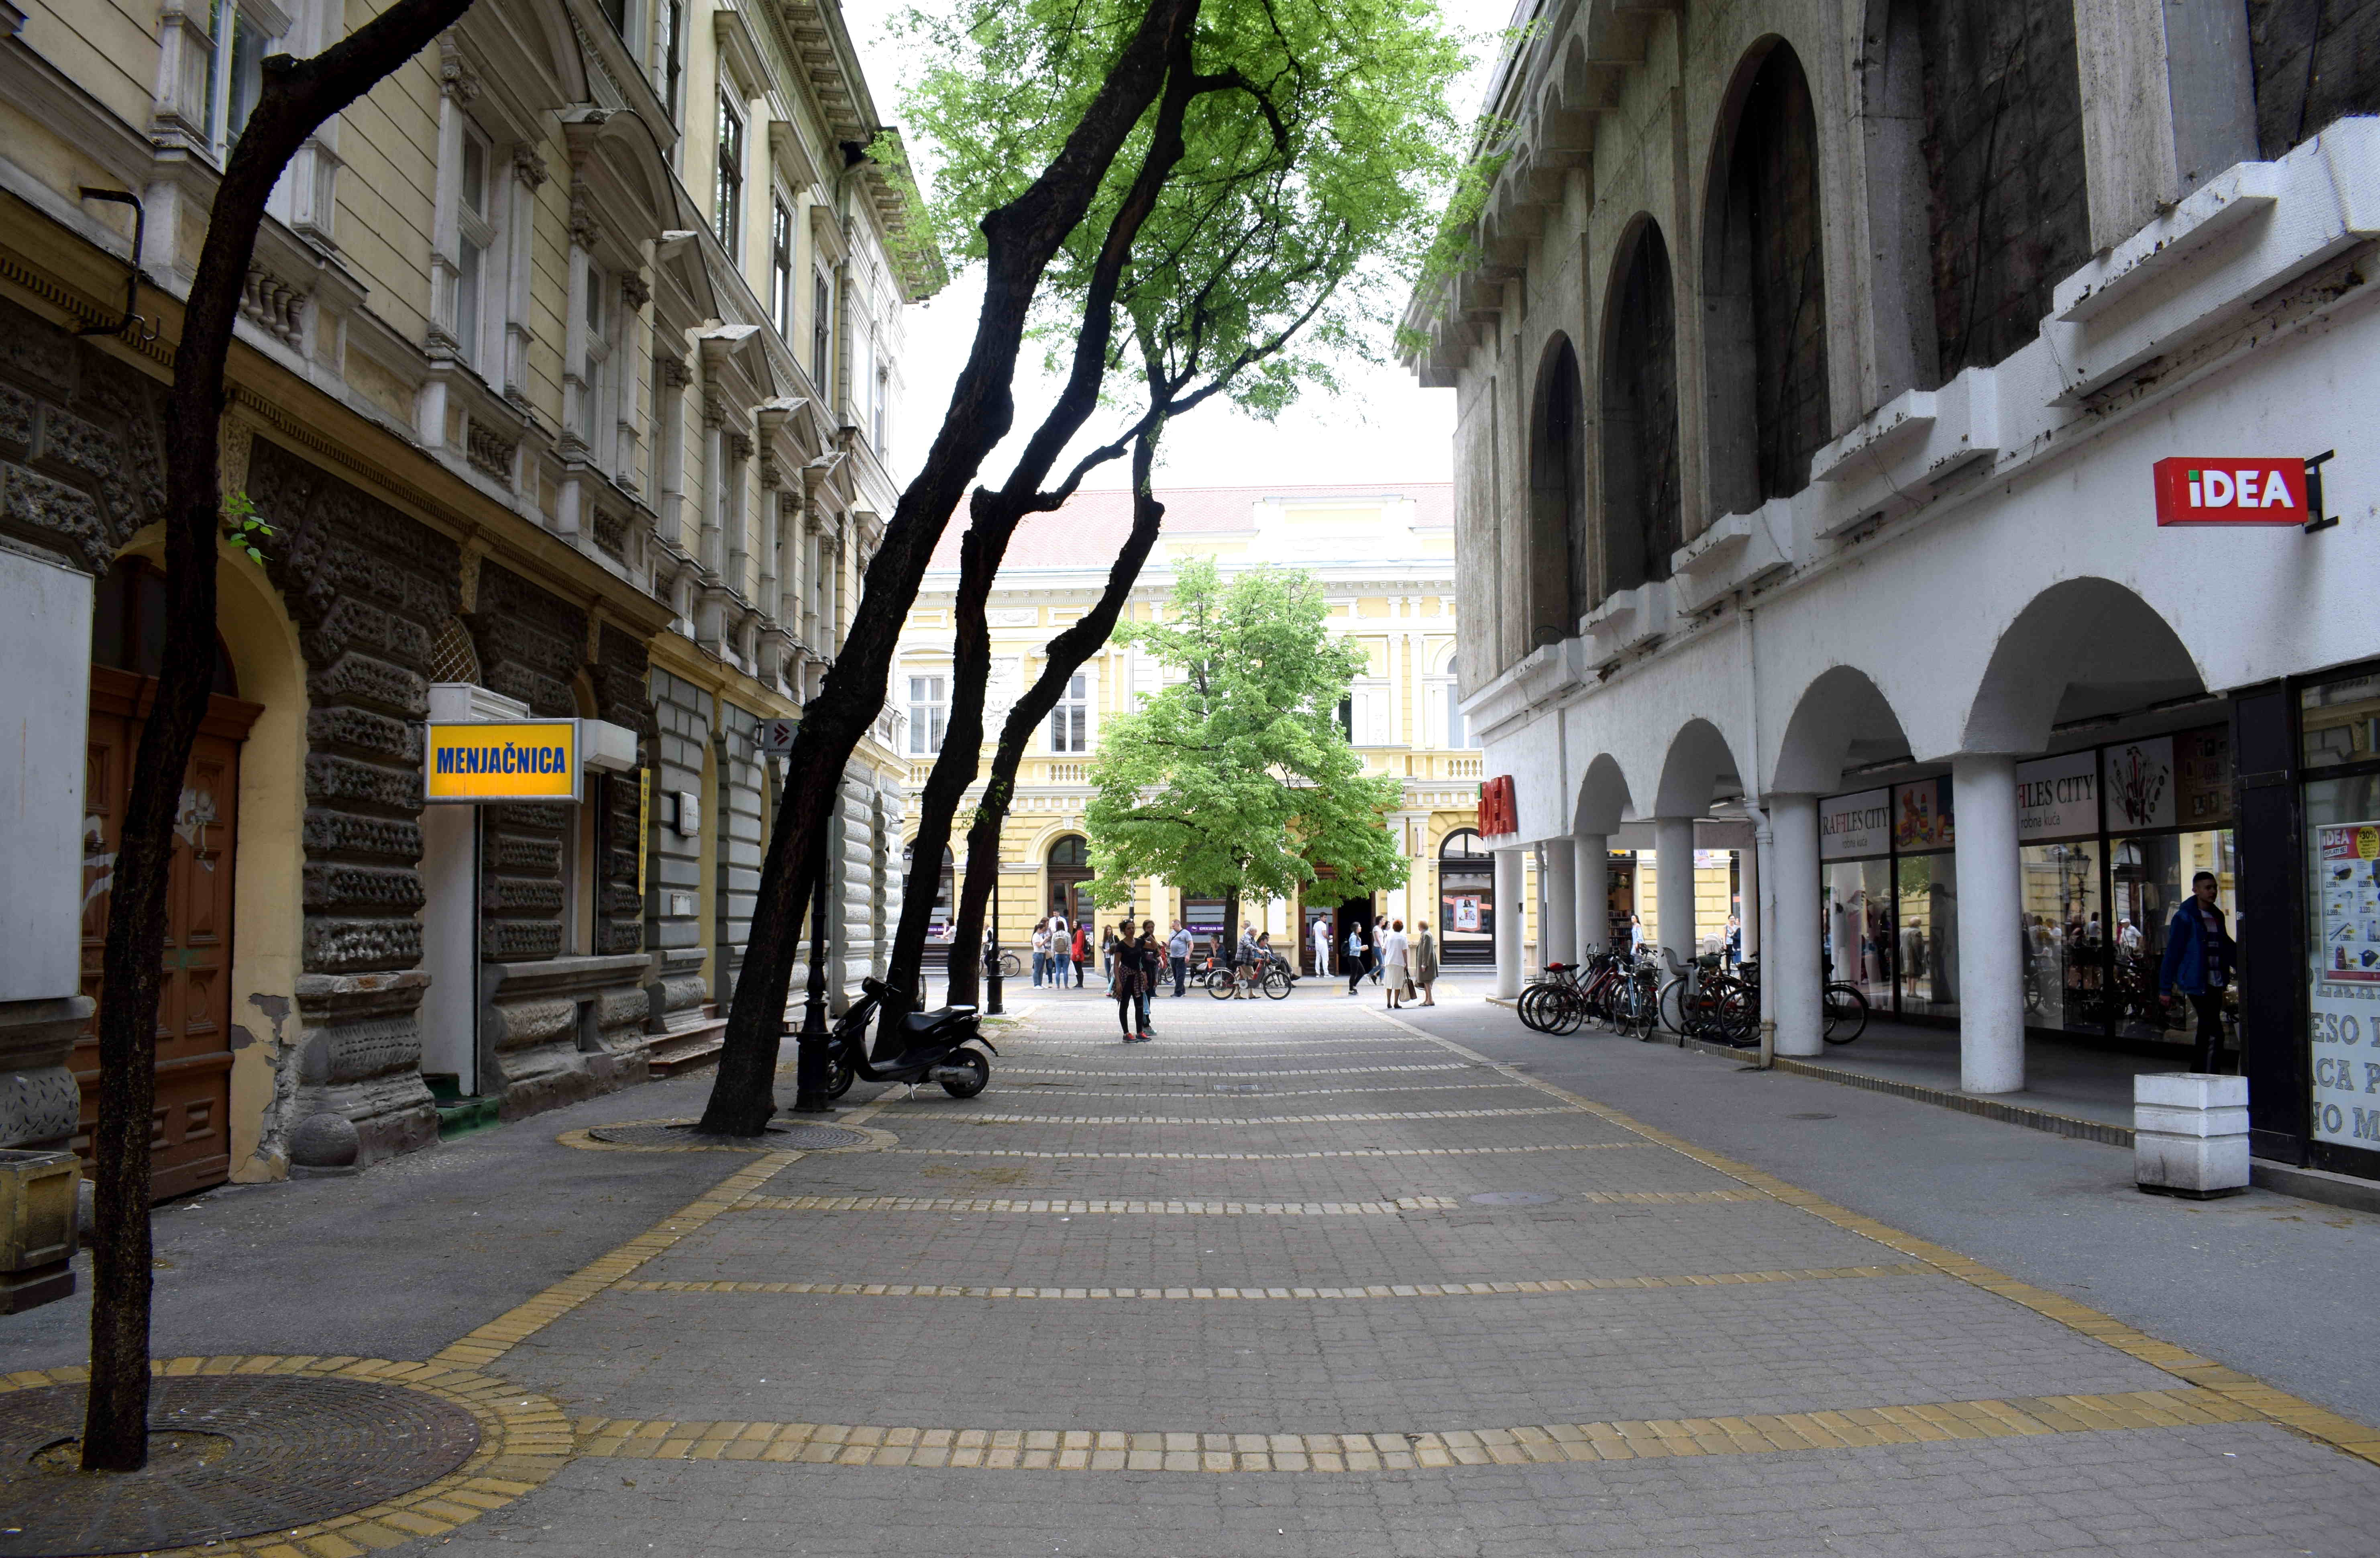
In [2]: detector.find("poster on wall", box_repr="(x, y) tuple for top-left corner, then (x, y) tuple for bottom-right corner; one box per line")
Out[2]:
(1819, 789), (1891, 861)
(2175, 725), (2234, 826)
(2312, 821), (2380, 1150)
(2102, 736), (2175, 831)
(2016, 750), (2099, 842)
(1450, 895), (1482, 933)
(1893, 777), (1954, 851)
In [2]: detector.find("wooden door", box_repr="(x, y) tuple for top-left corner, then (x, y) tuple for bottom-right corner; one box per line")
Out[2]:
(77, 667), (261, 1203)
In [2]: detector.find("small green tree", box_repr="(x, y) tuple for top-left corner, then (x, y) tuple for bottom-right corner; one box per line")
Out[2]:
(1084, 557), (1406, 948)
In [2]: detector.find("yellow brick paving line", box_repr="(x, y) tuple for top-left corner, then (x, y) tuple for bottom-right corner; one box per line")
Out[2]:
(613, 1262), (1935, 1301)
(1364, 1005), (2380, 1469)
(0, 1356), (573, 1558)
(727, 1190), (1765, 1215)
(886, 1142), (1657, 1160)
(570, 1387), (2264, 1474)
(967, 1082), (1536, 1099)
(990, 1064), (1478, 1078)
(432, 1100), (891, 1372)
(869, 1106), (1586, 1125)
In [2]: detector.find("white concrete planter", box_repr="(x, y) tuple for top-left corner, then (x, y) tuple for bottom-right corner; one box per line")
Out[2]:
(2134, 1073), (2250, 1199)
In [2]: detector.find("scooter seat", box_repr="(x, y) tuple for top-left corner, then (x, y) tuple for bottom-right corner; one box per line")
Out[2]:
(897, 1005), (974, 1036)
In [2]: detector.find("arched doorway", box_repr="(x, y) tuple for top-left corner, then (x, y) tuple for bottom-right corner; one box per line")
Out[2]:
(1046, 834), (1093, 928)
(79, 557), (260, 1201)
(1439, 827), (1496, 965)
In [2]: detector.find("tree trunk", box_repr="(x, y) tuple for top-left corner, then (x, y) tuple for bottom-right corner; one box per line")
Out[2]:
(1222, 889), (1241, 962)
(79, 0), (482, 1474)
(882, 47), (1206, 1018)
(943, 443), (1170, 1006)
(700, 0), (1206, 1135)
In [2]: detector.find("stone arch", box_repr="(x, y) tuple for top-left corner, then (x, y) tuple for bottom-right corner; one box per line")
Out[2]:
(1861, 0), (2090, 399)
(1772, 665), (1915, 795)
(1702, 37), (1831, 517)
(1964, 579), (2205, 754)
(1527, 332), (1588, 645)
(1598, 214), (1681, 593)
(1654, 718), (1746, 819)
(1573, 752), (1635, 836)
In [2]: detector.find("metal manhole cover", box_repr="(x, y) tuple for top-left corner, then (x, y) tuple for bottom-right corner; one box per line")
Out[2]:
(0, 1375), (479, 1557)
(1786, 1112), (1837, 1121)
(1467, 1191), (1559, 1207)
(589, 1120), (870, 1150)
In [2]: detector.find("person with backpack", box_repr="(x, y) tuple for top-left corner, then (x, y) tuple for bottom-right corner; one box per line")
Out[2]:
(1072, 921), (1090, 987)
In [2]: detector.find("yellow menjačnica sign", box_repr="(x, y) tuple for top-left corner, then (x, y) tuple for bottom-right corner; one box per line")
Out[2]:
(424, 722), (581, 802)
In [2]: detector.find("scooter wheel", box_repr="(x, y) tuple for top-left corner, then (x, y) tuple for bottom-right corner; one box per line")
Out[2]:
(939, 1049), (990, 1099)
(825, 1053), (856, 1101)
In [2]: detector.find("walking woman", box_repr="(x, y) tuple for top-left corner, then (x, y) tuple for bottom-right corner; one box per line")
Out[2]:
(1133, 923), (1163, 1036)
(1030, 918), (1050, 987)
(1382, 918), (1412, 1009)
(1413, 918), (1440, 1007)
(1111, 918), (1150, 1042)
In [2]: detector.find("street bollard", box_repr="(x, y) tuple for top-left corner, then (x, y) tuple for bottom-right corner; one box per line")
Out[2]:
(983, 942), (1005, 1016)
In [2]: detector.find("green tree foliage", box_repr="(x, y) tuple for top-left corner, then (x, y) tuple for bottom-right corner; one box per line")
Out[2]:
(874, 0), (1464, 1009)
(1084, 558), (1406, 944)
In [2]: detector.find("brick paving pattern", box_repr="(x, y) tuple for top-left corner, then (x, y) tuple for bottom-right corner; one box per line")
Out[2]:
(112, 992), (2380, 1556)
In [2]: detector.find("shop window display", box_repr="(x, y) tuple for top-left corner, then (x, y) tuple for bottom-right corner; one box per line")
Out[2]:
(1823, 859), (1896, 1005)
(2303, 669), (2380, 1156)
(1895, 854), (1958, 1018)
(2019, 842), (2102, 1031)
(2109, 831), (2237, 1044)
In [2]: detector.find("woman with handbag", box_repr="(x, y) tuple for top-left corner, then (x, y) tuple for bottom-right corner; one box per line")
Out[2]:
(1413, 919), (1440, 1006)
(1111, 918), (1151, 1042)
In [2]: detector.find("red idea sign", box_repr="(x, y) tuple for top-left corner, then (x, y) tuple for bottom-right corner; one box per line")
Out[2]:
(2152, 457), (2310, 525)
(1478, 774), (1518, 838)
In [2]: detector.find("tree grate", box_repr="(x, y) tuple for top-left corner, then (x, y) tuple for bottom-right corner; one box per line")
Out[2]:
(0, 1375), (479, 1556)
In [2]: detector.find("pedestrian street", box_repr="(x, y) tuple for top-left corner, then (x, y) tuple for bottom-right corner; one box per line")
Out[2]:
(195, 987), (2373, 1557)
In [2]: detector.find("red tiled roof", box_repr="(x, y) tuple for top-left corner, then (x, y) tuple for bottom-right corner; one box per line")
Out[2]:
(923, 481), (1454, 572)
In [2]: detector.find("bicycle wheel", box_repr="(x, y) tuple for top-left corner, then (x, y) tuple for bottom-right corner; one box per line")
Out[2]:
(1548, 986), (1588, 1035)
(1821, 984), (1869, 1044)
(1207, 969), (1235, 1000)
(1262, 965), (1291, 1000)
(1659, 976), (1687, 1034)
(997, 951), (1023, 979)
(1715, 984), (1757, 1046)
(1516, 984), (1553, 1031)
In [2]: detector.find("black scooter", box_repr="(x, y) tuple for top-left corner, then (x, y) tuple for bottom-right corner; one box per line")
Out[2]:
(815, 976), (996, 1101)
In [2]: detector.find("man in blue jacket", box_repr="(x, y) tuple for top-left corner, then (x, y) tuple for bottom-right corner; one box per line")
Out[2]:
(2158, 871), (2236, 1073)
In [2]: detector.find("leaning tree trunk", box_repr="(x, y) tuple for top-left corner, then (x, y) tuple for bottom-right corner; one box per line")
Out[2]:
(882, 50), (1206, 1018)
(80, 0), (482, 1474)
(699, 0), (1206, 1135)
(943, 438), (1170, 1006)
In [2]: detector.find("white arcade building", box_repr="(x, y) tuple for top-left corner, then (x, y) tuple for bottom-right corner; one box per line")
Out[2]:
(1406, 0), (2380, 1185)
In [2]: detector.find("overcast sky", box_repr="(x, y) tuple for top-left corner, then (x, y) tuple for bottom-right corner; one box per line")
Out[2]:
(836, 0), (1518, 493)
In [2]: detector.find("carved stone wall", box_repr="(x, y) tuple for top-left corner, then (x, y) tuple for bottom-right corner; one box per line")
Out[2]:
(0, 298), (166, 1148)
(464, 563), (654, 1115)
(245, 435), (460, 1163)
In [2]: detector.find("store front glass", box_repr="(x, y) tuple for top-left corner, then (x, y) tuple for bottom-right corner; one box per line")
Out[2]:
(1439, 827), (1495, 960)
(1892, 777), (1956, 1018)
(2019, 841), (2102, 1031)
(1818, 789), (1893, 1003)
(2109, 831), (2237, 1042)
(2303, 667), (2380, 1162)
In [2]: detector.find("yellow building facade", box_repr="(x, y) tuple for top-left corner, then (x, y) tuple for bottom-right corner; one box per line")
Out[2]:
(893, 483), (1512, 973)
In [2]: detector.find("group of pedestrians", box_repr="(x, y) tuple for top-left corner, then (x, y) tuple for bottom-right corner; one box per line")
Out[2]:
(1324, 917), (1439, 1009)
(1027, 915), (1091, 988)
(1021, 910), (1444, 1034)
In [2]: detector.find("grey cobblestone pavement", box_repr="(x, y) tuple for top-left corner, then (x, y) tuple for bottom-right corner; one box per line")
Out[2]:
(9, 985), (2380, 1555)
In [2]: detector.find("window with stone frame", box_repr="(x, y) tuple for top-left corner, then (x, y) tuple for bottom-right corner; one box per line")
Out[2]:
(206, 0), (276, 160)
(453, 119), (500, 374)
(581, 261), (613, 465)
(770, 195), (795, 339)
(1048, 672), (1090, 753)
(657, 0), (686, 128)
(715, 91), (746, 259)
(811, 271), (832, 392)
(909, 675), (948, 755)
